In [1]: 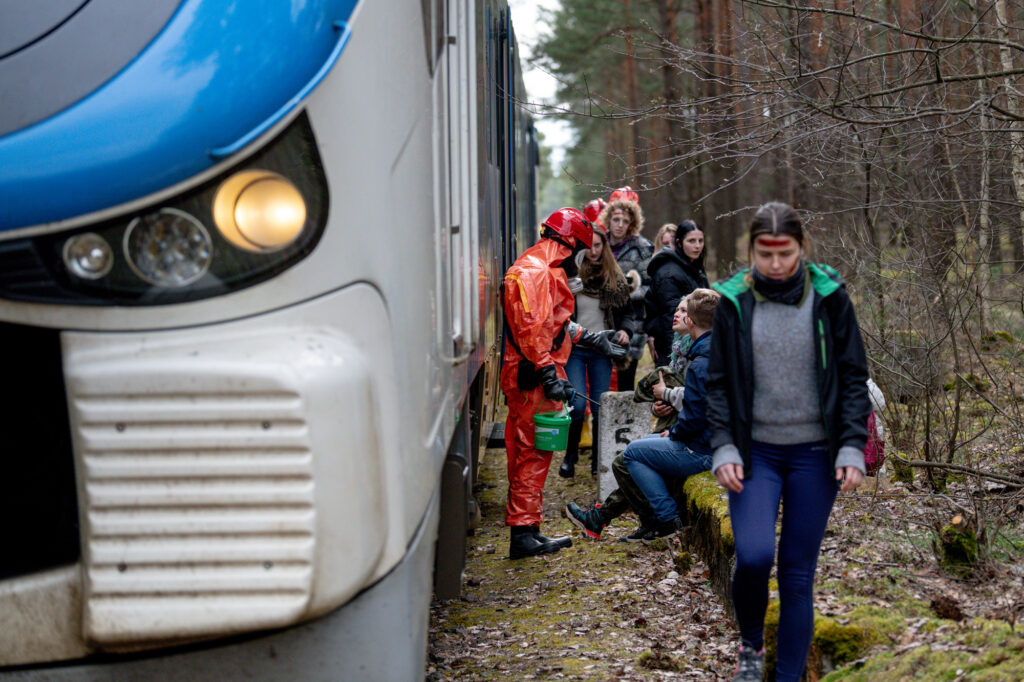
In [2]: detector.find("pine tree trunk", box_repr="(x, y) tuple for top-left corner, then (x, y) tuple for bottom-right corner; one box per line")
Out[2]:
(657, 0), (686, 224)
(994, 0), (1024, 268)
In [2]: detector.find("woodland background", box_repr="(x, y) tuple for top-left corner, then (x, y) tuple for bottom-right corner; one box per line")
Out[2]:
(427, 4), (1024, 677)
(529, 0), (1024, 580)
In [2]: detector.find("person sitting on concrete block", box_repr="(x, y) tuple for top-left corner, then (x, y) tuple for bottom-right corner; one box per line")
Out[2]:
(623, 288), (720, 542)
(567, 288), (720, 543)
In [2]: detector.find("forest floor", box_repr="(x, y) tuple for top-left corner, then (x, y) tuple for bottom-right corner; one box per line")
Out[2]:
(427, 418), (1024, 680)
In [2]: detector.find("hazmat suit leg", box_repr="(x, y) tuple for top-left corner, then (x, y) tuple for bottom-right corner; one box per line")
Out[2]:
(504, 386), (560, 527)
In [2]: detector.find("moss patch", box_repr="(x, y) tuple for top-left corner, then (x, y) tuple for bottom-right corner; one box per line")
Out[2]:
(823, 622), (1024, 680)
(677, 471), (735, 604)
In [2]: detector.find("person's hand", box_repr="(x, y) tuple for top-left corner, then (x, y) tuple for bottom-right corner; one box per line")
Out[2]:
(647, 337), (658, 360)
(592, 330), (626, 358)
(659, 430), (669, 438)
(615, 330), (629, 345)
(715, 463), (745, 493)
(836, 466), (863, 493)
(652, 369), (667, 401)
(572, 324), (627, 358)
(537, 364), (575, 402)
(651, 400), (675, 417)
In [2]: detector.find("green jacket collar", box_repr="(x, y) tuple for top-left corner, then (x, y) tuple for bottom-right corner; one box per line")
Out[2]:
(712, 262), (843, 317)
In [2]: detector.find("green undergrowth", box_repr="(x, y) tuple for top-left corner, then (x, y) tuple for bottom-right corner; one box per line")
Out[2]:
(824, 620), (1024, 680)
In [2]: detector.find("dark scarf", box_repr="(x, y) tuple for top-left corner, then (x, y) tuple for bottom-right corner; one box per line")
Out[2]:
(579, 259), (630, 310)
(752, 262), (806, 305)
(609, 236), (633, 259)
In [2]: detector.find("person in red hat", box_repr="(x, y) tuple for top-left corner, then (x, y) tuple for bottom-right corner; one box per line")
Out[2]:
(583, 198), (607, 230)
(501, 207), (625, 559)
(609, 185), (639, 203)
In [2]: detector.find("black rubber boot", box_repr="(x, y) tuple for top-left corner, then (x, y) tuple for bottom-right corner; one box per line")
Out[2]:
(558, 419), (585, 478)
(509, 526), (572, 560)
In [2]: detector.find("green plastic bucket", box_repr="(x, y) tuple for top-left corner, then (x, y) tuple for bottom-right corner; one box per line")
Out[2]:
(534, 404), (571, 451)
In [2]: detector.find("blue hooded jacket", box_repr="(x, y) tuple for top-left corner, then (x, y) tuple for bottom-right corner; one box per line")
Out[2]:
(668, 330), (712, 454)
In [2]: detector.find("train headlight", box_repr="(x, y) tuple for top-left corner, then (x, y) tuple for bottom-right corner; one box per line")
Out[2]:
(63, 233), (114, 279)
(213, 171), (306, 252)
(124, 208), (213, 287)
(2, 113), (327, 305)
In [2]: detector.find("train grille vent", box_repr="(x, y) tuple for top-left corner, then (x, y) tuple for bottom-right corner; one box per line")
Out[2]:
(75, 389), (315, 640)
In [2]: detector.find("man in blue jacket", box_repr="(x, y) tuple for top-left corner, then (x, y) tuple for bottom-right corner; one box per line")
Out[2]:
(621, 288), (720, 540)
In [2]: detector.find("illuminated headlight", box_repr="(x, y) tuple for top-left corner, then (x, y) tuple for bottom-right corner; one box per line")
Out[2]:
(0, 113), (327, 306)
(124, 208), (213, 287)
(213, 171), (306, 252)
(63, 232), (113, 279)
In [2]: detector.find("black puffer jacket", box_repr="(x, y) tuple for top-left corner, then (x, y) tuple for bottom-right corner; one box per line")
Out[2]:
(611, 235), (654, 356)
(707, 264), (871, 473)
(643, 248), (708, 353)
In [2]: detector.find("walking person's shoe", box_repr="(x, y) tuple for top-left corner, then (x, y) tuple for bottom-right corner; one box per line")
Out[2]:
(640, 517), (683, 545)
(509, 526), (572, 560)
(732, 644), (765, 681)
(565, 502), (605, 539)
(619, 519), (657, 542)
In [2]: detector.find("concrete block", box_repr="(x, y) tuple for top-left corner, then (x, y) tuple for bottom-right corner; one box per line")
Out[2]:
(597, 392), (654, 499)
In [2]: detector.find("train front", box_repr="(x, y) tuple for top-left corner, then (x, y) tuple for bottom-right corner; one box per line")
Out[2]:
(0, 1), (436, 677)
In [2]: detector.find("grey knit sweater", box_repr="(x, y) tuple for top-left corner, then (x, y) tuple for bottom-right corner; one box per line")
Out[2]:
(750, 289), (827, 444)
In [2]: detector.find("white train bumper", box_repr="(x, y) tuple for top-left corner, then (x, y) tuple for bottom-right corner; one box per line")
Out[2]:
(0, 284), (403, 664)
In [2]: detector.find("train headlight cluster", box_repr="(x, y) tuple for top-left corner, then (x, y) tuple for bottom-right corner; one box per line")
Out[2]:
(213, 171), (306, 252)
(11, 113), (329, 306)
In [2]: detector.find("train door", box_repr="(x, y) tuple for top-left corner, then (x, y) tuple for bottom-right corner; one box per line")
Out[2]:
(432, 0), (474, 366)
(432, 0), (477, 599)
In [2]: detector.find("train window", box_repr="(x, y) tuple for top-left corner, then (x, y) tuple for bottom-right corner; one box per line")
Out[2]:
(434, 0), (447, 70)
(420, 0), (432, 71)
(420, 0), (447, 75)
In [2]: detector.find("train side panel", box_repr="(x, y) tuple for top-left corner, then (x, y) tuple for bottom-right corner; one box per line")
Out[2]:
(0, 0), (534, 676)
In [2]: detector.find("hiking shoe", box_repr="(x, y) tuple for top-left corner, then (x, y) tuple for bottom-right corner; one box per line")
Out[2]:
(619, 520), (655, 542)
(732, 645), (765, 681)
(640, 517), (683, 545)
(565, 502), (605, 539)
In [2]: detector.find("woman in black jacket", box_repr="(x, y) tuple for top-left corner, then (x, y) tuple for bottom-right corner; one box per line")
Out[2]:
(707, 202), (870, 682)
(644, 220), (708, 366)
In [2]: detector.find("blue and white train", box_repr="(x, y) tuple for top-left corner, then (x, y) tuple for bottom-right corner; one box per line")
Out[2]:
(0, 1), (536, 678)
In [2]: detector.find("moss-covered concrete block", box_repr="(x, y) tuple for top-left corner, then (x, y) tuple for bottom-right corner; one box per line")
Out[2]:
(673, 471), (734, 605)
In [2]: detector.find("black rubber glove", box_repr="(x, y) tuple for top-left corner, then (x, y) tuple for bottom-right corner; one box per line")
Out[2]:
(569, 322), (627, 358)
(537, 364), (575, 401)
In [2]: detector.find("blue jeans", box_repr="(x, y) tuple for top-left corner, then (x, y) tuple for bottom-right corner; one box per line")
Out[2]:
(623, 434), (712, 522)
(565, 347), (613, 427)
(728, 441), (837, 682)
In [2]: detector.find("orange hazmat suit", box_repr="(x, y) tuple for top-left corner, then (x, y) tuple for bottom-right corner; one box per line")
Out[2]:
(501, 238), (583, 527)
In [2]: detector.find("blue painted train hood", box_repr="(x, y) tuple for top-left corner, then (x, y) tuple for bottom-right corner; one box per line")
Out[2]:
(0, 0), (357, 232)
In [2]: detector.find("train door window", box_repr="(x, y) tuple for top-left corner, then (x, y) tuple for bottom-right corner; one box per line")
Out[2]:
(446, 0), (474, 356)
(421, 0), (447, 74)
(446, 3), (464, 355)
(433, 0), (473, 362)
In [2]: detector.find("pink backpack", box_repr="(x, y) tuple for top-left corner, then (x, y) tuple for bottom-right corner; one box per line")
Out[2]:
(863, 411), (885, 476)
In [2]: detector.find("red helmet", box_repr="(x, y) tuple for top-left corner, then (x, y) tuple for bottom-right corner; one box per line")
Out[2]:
(583, 198), (607, 225)
(542, 207), (593, 248)
(609, 185), (639, 203)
